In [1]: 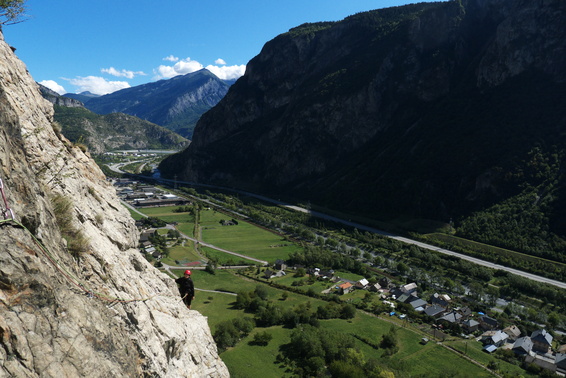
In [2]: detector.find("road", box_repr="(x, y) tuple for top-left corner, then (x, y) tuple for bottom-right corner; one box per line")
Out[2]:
(284, 206), (566, 290)
(108, 165), (566, 290)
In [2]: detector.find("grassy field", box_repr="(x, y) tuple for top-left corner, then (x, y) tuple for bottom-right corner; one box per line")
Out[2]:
(188, 270), (503, 377)
(199, 209), (301, 264)
(444, 339), (532, 377)
(124, 205), (145, 220)
(191, 270), (327, 330)
(201, 246), (261, 266)
(161, 244), (202, 266)
(220, 326), (293, 378)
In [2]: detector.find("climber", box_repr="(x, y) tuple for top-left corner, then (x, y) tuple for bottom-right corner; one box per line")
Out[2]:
(175, 270), (195, 310)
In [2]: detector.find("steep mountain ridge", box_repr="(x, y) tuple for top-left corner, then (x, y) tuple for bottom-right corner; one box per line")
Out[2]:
(160, 0), (566, 233)
(84, 69), (232, 138)
(0, 32), (227, 377)
(39, 84), (84, 108)
(52, 105), (189, 154)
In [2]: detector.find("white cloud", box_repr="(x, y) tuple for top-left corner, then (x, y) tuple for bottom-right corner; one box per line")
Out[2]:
(154, 57), (204, 79)
(39, 80), (66, 95)
(205, 64), (246, 80)
(154, 56), (246, 81)
(101, 67), (146, 79)
(163, 55), (179, 62)
(65, 76), (130, 95)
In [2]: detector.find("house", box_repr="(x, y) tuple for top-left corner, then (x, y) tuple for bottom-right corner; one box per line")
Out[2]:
(431, 293), (451, 308)
(424, 304), (446, 318)
(338, 282), (353, 295)
(274, 259), (287, 270)
(408, 297), (428, 311)
(483, 330), (508, 347)
(396, 293), (414, 304)
(438, 311), (463, 325)
(145, 247), (156, 255)
(400, 282), (418, 295)
(319, 270), (334, 280)
(139, 230), (156, 242)
(355, 278), (369, 289)
(369, 283), (382, 292)
(479, 315), (498, 331)
(531, 329), (553, 354)
(263, 269), (275, 279)
(525, 354), (557, 373)
(512, 336), (533, 356)
(503, 325), (521, 342)
(379, 277), (392, 289)
(483, 344), (498, 353)
(456, 306), (472, 318)
(556, 353), (566, 373)
(462, 319), (480, 333)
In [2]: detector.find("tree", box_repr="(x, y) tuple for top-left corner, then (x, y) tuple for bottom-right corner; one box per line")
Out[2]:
(340, 304), (357, 319)
(205, 261), (216, 275)
(252, 331), (272, 346)
(0, 0), (26, 25)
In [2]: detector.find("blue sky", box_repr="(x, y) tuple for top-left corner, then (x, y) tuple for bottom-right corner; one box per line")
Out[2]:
(5, 0), (426, 95)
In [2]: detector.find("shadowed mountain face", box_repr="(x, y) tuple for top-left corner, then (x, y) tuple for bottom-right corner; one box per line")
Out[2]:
(81, 69), (233, 138)
(160, 0), (566, 229)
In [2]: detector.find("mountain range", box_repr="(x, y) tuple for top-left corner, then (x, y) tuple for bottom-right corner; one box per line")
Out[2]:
(160, 0), (566, 254)
(76, 69), (233, 138)
(40, 84), (189, 154)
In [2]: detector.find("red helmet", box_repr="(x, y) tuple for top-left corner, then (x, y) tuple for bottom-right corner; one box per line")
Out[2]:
(184, 270), (191, 276)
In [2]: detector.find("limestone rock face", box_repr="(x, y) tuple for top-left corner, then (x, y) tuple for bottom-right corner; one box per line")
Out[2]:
(0, 33), (228, 377)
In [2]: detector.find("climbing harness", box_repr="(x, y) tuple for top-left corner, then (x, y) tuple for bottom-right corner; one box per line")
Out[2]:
(0, 177), (15, 220)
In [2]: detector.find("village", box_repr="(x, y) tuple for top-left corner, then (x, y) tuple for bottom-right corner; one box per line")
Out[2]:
(260, 259), (566, 376)
(113, 177), (566, 376)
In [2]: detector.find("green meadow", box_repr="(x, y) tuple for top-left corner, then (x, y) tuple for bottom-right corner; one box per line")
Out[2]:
(199, 209), (301, 264)
(188, 270), (499, 377)
(136, 206), (302, 266)
(136, 204), (509, 377)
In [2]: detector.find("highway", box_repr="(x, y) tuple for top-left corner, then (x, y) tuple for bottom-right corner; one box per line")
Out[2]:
(284, 206), (566, 290)
(108, 162), (566, 290)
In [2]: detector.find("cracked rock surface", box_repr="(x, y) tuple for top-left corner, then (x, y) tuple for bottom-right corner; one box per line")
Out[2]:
(0, 32), (227, 377)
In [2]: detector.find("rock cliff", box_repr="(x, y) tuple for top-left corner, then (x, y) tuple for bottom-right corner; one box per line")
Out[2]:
(0, 32), (228, 377)
(160, 0), (566, 223)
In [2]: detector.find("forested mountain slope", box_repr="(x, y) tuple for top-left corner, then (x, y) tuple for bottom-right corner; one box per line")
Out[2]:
(39, 86), (189, 154)
(53, 105), (189, 154)
(160, 0), (566, 259)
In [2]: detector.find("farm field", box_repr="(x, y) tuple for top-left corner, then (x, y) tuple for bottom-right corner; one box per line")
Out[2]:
(199, 209), (301, 264)
(201, 246), (261, 266)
